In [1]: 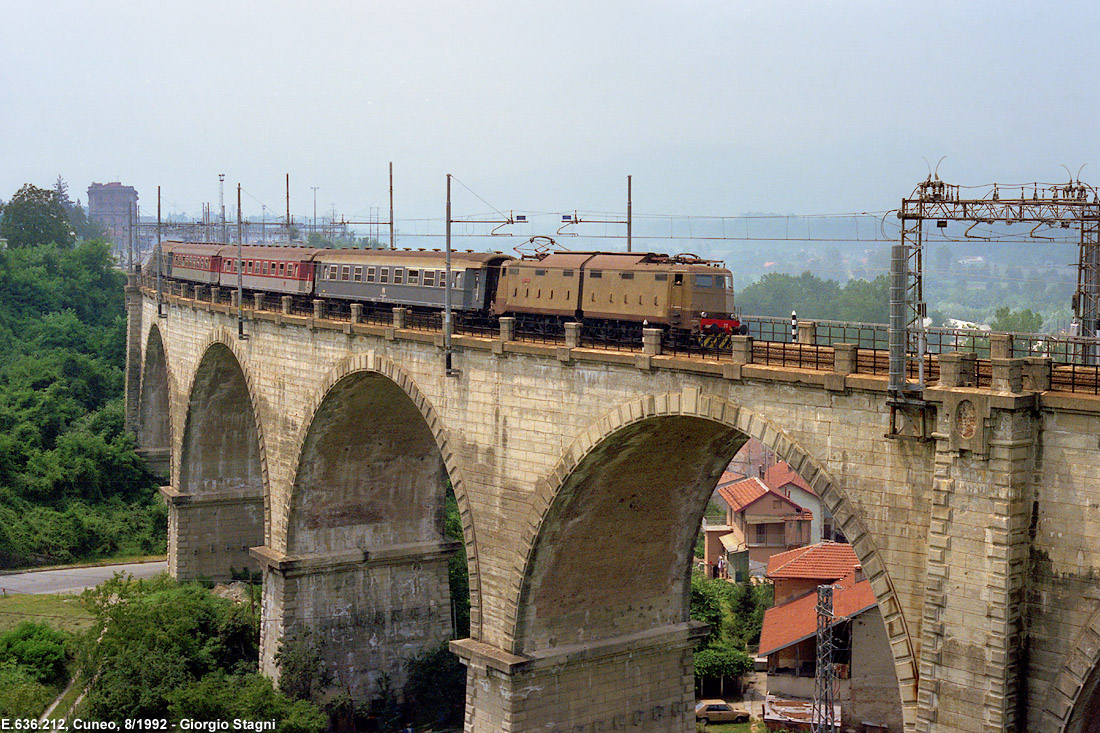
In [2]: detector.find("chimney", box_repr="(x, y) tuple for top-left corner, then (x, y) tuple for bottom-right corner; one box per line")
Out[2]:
(853, 564), (865, 583)
(759, 464), (766, 479)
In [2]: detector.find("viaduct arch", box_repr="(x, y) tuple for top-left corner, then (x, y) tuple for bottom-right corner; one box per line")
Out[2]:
(125, 279), (1100, 732)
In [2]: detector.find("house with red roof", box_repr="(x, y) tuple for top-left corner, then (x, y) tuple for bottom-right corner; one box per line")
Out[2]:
(761, 461), (842, 543)
(703, 475), (814, 579)
(757, 542), (903, 732)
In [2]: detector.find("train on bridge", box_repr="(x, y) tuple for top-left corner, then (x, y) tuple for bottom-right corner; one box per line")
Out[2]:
(149, 242), (748, 343)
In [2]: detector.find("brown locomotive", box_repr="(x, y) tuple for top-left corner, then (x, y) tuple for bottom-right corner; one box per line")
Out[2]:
(493, 251), (744, 341)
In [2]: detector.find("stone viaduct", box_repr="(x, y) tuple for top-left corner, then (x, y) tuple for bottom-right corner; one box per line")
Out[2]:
(125, 276), (1100, 733)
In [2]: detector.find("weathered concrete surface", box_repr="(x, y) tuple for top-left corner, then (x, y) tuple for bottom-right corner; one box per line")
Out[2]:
(125, 280), (1100, 733)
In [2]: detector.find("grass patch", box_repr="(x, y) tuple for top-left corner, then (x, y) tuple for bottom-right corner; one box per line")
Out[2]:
(0, 594), (94, 635)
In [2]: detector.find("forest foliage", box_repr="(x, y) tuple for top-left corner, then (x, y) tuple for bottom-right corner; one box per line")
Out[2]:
(0, 183), (163, 568)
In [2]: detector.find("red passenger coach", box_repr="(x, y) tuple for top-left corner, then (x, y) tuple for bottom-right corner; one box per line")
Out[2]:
(168, 243), (222, 285)
(216, 246), (321, 295)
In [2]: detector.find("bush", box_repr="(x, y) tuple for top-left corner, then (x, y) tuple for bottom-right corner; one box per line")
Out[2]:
(0, 662), (54, 717)
(0, 621), (69, 683)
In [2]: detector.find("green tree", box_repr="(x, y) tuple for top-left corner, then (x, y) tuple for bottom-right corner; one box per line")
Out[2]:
(991, 306), (1043, 334)
(0, 184), (75, 249)
(78, 574), (262, 721)
(167, 672), (326, 733)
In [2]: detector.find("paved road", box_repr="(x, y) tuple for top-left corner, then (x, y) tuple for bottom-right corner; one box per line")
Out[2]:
(0, 560), (168, 595)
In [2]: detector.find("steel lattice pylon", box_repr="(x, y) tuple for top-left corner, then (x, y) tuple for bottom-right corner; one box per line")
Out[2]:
(889, 177), (1100, 403)
(812, 584), (837, 733)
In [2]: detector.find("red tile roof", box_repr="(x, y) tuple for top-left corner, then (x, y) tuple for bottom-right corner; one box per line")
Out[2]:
(716, 470), (747, 488)
(717, 477), (770, 512)
(765, 542), (858, 580)
(762, 461), (816, 496)
(757, 568), (876, 656)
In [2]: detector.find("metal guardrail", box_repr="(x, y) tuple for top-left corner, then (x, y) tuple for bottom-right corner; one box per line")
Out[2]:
(138, 278), (1100, 393)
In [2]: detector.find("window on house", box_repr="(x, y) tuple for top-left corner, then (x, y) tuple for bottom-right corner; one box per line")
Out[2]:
(756, 524), (768, 544)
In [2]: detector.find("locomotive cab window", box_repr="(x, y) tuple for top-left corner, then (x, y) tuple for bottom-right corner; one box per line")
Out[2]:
(694, 274), (714, 288)
(589, 270), (602, 278)
(563, 269), (574, 277)
(673, 274), (684, 285)
(620, 272), (634, 280)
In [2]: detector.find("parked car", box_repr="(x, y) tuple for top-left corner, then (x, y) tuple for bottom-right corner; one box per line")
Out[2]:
(695, 699), (750, 725)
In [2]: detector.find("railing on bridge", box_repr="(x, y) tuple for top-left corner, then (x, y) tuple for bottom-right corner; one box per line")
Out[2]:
(137, 276), (1100, 394)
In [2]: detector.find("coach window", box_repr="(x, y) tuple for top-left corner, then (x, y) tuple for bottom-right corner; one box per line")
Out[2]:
(279, 263), (286, 276)
(353, 266), (363, 282)
(366, 266), (376, 283)
(423, 271), (435, 287)
(341, 265), (350, 281)
(263, 262), (270, 275)
(407, 269), (420, 285)
(438, 271), (447, 288)
(380, 267), (390, 284)
(393, 268), (404, 285)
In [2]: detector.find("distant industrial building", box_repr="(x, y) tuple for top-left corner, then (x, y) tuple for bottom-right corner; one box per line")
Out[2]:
(87, 182), (138, 258)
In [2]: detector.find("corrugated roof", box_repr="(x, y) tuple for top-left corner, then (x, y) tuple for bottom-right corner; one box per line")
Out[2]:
(765, 542), (858, 580)
(757, 568), (876, 656)
(762, 462), (816, 497)
(717, 477), (769, 512)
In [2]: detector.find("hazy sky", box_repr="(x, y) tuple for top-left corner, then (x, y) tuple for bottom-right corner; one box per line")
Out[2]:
(3, 1), (1099, 230)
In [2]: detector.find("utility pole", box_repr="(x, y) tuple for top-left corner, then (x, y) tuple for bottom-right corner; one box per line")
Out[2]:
(445, 174), (455, 376)
(389, 161), (395, 249)
(236, 184), (246, 340)
(626, 175), (632, 252)
(812, 584), (837, 733)
(311, 186), (319, 238)
(128, 202), (135, 272)
(285, 174), (291, 246)
(156, 186), (165, 317)
(218, 174), (226, 245)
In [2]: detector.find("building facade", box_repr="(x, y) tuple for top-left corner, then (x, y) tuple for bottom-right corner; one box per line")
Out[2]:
(87, 182), (138, 259)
